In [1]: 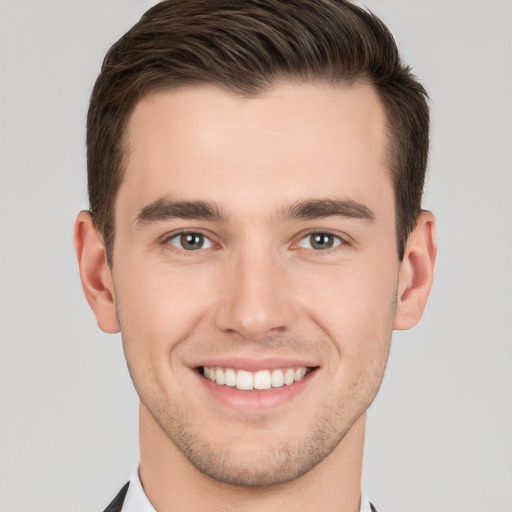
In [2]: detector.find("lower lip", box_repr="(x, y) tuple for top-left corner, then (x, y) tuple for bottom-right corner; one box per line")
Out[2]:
(196, 369), (317, 411)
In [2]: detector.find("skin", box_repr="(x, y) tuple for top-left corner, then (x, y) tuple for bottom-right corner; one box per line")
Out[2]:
(75, 81), (436, 512)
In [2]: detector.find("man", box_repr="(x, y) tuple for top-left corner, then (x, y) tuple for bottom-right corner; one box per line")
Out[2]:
(74, 1), (436, 510)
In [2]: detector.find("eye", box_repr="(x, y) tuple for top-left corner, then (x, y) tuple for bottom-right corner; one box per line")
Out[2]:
(166, 232), (213, 251)
(297, 232), (344, 251)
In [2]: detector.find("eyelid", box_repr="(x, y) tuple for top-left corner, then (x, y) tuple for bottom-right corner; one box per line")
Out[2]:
(292, 229), (350, 251)
(160, 229), (218, 250)
(158, 228), (351, 252)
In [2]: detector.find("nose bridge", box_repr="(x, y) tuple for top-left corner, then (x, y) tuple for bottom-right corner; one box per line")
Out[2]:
(215, 239), (294, 340)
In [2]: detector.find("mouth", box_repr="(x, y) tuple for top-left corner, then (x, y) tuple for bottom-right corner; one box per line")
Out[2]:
(199, 365), (315, 391)
(193, 358), (320, 410)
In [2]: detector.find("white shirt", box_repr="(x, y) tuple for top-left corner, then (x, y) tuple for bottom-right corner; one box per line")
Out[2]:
(122, 469), (377, 512)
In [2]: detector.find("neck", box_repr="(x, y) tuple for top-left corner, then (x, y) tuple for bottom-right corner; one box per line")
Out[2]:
(138, 403), (365, 512)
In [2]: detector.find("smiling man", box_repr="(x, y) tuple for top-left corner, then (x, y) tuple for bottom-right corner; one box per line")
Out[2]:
(74, 1), (436, 511)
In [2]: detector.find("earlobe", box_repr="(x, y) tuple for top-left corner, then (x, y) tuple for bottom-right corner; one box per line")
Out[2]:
(73, 211), (120, 334)
(394, 210), (437, 330)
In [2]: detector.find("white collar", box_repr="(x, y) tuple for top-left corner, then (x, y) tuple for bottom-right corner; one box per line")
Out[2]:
(122, 469), (376, 512)
(122, 470), (156, 512)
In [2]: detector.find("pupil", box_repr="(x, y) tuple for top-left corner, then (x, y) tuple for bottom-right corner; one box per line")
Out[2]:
(181, 233), (203, 250)
(311, 233), (333, 250)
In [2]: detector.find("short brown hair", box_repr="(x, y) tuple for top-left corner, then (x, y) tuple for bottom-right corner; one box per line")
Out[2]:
(87, 0), (429, 264)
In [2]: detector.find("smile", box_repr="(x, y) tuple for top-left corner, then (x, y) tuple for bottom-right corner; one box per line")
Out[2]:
(201, 366), (312, 391)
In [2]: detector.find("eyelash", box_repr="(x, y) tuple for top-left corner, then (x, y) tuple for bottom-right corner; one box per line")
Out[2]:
(162, 231), (216, 252)
(293, 231), (346, 252)
(161, 230), (348, 254)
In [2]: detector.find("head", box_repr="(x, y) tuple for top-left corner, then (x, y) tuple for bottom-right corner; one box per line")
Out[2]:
(87, 0), (429, 266)
(76, 0), (436, 494)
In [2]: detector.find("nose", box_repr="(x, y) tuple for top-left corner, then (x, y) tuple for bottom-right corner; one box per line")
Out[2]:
(214, 247), (296, 341)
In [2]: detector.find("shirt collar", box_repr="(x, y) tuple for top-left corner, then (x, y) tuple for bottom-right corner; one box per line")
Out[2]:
(122, 470), (156, 512)
(122, 468), (376, 512)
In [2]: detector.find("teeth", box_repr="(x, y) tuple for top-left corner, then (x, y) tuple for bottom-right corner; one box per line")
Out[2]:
(225, 368), (236, 387)
(284, 368), (295, 385)
(253, 370), (271, 390)
(295, 367), (307, 381)
(215, 367), (225, 385)
(271, 369), (284, 388)
(202, 366), (310, 391)
(237, 370), (253, 390)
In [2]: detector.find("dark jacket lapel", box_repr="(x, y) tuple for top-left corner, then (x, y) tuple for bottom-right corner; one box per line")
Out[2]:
(103, 482), (130, 512)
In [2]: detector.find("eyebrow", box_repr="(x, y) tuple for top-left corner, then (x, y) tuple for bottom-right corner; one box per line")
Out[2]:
(135, 197), (225, 225)
(135, 197), (375, 226)
(281, 199), (375, 223)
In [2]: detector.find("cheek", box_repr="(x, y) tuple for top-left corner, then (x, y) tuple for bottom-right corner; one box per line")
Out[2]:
(300, 257), (398, 360)
(309, 264), (396, 414)
(113, 259), (215, 365)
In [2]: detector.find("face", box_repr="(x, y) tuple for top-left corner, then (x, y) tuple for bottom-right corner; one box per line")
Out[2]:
(111, 82), (399, 485)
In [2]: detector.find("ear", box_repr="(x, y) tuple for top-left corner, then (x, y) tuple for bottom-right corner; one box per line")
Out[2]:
(73, 211), (120, 333)
(394, 210), (437, 330)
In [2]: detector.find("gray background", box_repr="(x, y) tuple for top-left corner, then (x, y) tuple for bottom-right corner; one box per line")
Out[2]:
(0, 1), (510, 511)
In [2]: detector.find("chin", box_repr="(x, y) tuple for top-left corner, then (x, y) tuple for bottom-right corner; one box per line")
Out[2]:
(185, 444), (326, 487)
(166, 416), (350, 488)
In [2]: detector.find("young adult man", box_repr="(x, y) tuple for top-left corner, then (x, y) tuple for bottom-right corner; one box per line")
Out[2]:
(74, 1), (436, 510)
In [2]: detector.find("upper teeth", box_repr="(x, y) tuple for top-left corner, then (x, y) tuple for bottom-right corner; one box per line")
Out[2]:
(202, 366), (309, 391)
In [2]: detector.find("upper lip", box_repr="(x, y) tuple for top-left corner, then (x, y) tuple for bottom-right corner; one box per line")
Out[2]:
(192, 356), (319, 372)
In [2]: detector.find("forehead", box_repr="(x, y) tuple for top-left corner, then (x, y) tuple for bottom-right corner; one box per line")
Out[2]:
(119, 81), (392, 221)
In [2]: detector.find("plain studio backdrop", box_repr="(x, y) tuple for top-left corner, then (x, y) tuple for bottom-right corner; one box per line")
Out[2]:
(0, 1), (511, 511)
